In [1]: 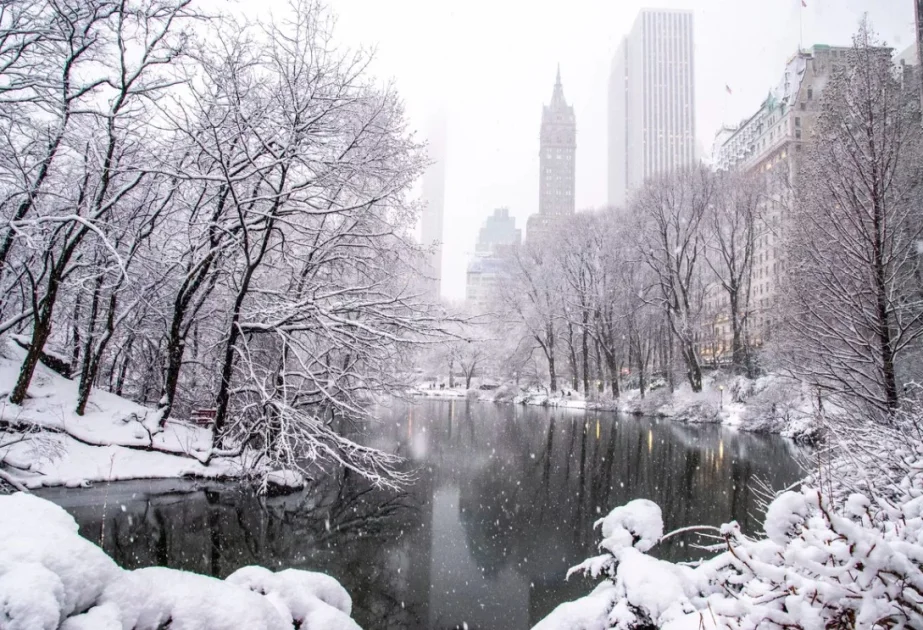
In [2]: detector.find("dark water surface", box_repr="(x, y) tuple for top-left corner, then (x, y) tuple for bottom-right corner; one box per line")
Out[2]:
(39, 400), (806, 629)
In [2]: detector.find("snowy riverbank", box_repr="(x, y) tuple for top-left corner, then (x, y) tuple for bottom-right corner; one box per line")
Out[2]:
(411, 372), (819, 442)
(0, 344), (245, 491)
(0, 492), (361, 629)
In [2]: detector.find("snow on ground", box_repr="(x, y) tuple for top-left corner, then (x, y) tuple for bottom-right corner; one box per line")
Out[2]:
(0, 492), (363, 630)
(0, 343), (242, 489)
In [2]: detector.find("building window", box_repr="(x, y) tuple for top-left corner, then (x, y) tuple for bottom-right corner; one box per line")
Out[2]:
(795, 117), (801, 127)
(795, 129), (802, 139)
(800, 102), (806, 111)
(807, 88), (813, 100)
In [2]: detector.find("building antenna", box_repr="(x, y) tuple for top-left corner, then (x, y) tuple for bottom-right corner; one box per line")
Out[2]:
(799, 0), (806, 52)
(723, 84), (733, 126)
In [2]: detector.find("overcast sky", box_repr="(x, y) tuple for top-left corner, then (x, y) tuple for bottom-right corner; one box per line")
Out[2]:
(243, 0), (916, 300)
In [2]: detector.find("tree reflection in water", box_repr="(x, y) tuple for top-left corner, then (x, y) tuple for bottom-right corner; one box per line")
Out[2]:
(39, 400), (806, 630)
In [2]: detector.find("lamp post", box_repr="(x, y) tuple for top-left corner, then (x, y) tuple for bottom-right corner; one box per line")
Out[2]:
(719, 385), (724, 409)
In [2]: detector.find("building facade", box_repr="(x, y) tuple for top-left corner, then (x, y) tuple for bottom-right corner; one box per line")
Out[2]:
(702, 44), (893, 362)
(526, 67), (576, 242)
(608, 9), (695, 208)
(466, 208), (521, 313)
(475, 207), (521, 256)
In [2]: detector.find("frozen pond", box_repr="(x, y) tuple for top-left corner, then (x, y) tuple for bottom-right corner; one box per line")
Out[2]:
(39, 399), (806, 629)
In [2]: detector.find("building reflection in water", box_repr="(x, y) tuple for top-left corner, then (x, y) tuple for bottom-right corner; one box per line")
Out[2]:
(39, 400), (806, 630)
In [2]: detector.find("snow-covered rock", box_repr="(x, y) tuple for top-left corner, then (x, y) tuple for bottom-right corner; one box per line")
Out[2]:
(98, 567), (289, 630)
(0, 563), (66, 630)
(0, 493), (364, 630)
(226, 565), (355, 624)
(0, 494), (121, 620)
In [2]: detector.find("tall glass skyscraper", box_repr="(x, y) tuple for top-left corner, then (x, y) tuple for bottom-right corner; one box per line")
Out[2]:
(608, 10), (695, 208)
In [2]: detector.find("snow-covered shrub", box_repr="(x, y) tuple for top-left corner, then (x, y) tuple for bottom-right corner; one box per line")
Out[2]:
(491, 384), (517, 403)
(226, 565), (358, 629)
(96, 567), (289, 630)
(0, 563), (67, 630)
(0, 493), (364, 629)
(0, 494), (121, 624)
(534, 414), (923, 629)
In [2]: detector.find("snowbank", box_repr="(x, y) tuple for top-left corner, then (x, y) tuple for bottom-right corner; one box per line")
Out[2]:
(0, 492), (363, 630)
(615, 373), (818, 440)
(0, 343), (242, 489)
(412, 372), (820, 440)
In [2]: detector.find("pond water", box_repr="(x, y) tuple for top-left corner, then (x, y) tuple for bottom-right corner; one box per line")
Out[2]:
(38, 400), (806, 630)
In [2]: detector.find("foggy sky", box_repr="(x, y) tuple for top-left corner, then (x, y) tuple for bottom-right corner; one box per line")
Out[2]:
(240, 0), (916, 300)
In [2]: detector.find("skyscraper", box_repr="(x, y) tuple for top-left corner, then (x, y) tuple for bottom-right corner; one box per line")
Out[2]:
(608, 9), (695, 208)
(527, 66), (576, 241)
(466, 208), (521, 312)
(420, 114), (447, 298)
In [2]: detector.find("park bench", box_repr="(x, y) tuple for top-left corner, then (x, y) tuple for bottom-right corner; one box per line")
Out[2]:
(190, 408), (217, 427)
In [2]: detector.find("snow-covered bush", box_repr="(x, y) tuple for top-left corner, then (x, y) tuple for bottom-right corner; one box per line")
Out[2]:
(534, 414), (923, 629)
(0, 493), (363, 630)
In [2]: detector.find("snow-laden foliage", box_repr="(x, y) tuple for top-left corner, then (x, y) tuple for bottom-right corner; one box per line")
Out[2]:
(534, 409), (923, 630)
(781, 20), (923, 417)
(0, 0), (446, 489)
(0, 493), (363, 629)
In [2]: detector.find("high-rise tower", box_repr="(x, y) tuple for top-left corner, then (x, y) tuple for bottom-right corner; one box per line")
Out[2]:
(527, 66), (576, 241)
(420, 114), (447, 298)
(608, 10), (695, 208)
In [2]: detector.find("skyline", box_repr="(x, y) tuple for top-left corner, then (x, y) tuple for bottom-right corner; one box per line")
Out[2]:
(257, 0), (915, 300)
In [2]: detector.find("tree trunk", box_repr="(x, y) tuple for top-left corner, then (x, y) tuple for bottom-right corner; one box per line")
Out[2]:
(566, 322), (578, 391)
(74, 274), (106, 415)
(594, 341), (604, 393)
(114, 335), (135, 397)
(638, 356), (647, 399)
(729, 291), (749, 375)
(159, 306), (187, 425)
(581, 313), (589, 395)
(540, 323), (558, 393)
(70, 292), (82, 372)
(873, 203), (899, 412)
(10, 263), (67, 405)
(605, 350), (620, 399)
(667, 333), (676, 393)
(548, 353), (557, 392)
(680, 339), (703, 393)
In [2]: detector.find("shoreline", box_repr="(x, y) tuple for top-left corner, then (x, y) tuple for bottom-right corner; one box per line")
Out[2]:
(409, 372), (820, 443)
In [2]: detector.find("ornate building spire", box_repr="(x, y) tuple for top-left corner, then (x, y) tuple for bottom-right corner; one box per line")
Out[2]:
(527, 65), (577, 242)
(551, 64), (567, 110)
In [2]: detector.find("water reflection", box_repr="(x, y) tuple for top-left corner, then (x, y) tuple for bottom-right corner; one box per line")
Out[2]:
(40, 400), (805, 630)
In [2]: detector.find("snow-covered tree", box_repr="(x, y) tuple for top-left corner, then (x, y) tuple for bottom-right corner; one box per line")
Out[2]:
(0, 0), (447, 487)
(633, 166), (714, 393)
(783, 21), (923, 417)
(495, 240), (563, 392)
(706, 171), (763, 377)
